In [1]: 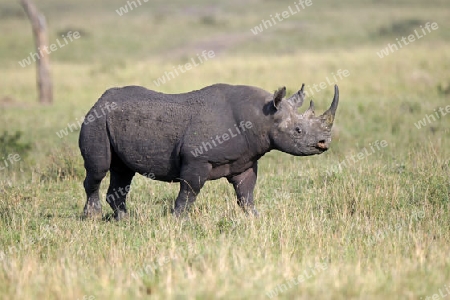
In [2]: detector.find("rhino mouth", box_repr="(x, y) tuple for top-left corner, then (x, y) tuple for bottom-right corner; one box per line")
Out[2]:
(292, 138), (328, 153)
(315, 146), (328, 153)
(315, 140), (328, 151)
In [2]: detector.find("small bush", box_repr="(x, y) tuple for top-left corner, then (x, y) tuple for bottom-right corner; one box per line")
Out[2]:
(40, 146), (85, 182)
(0, 131), (32, 160)
(437, 83), (450, 95)
(378, 19), (423, 36)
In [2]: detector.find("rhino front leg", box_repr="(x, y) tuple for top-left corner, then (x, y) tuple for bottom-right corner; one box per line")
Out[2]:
(228, 162), (259, 216)
(172, 163), (211, 217)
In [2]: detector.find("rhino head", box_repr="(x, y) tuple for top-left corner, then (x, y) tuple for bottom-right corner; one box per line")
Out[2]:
(269, 84), (339, 156)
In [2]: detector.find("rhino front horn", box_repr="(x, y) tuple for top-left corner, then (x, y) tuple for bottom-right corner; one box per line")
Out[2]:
(322, 85), (339, 123)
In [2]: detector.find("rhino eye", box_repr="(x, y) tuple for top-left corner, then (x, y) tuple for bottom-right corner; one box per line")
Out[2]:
(295, 126), (302, 134)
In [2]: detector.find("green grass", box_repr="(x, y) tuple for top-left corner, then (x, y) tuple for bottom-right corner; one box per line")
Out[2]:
(0, 0), (450, 299)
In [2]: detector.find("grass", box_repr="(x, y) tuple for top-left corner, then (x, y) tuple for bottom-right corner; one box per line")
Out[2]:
(0, 0), (450, 299)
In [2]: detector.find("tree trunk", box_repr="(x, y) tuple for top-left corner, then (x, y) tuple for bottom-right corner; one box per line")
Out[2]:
(20, 0), (53, 104)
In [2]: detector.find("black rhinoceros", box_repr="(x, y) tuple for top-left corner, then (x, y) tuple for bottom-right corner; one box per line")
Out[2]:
(79, 83), (339, 220)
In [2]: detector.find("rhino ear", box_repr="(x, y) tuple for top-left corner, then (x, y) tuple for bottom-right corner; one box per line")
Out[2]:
(273, 87), (286, 110)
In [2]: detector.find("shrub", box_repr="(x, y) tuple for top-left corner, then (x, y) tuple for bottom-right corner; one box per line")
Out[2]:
(0, 131), (32, 160)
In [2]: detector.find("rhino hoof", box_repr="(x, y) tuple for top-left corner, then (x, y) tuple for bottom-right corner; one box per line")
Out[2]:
(245, 208), (259, 218)
(114, 210), (129, 221)
(83, 204), (102, 219)
(171, 208), (187, 218)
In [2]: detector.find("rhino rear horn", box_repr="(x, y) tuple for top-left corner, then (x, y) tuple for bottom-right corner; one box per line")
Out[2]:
(303, 100), (315, 117)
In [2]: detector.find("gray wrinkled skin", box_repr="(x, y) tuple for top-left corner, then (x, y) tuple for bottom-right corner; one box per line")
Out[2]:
(79, 83), (339, 220)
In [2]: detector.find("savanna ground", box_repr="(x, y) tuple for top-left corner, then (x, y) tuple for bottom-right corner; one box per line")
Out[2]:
(0, 0), (449, 299)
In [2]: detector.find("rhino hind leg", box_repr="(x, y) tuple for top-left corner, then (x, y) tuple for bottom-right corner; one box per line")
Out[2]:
(83, 170), (108, 219)
(105, 153), (135, 221)
(80, 120), (112, 219)
(227, 162), (259, 216)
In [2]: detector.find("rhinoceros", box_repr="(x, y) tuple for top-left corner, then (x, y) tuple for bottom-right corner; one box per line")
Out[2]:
(79, 83), (339, 220)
